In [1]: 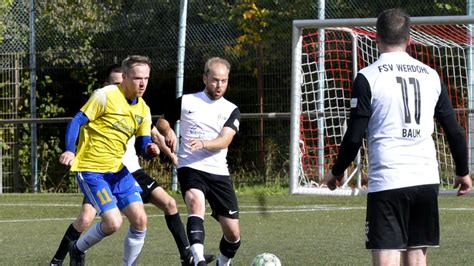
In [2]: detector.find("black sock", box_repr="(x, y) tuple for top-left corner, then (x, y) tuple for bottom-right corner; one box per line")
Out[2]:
(219, 235), (241, 259)
(52, 223), (82, 261)
(165, 213), (190, 259)
(186, 216), (205, 245)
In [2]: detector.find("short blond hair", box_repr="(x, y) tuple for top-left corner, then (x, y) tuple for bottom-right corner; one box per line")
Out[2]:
(122, 55), (152, 74)
(204, 57), (231, 76)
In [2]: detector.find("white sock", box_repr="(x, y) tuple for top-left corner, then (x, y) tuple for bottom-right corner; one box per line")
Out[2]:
(218, 254), (232, 266)
(76, 222), (106, 252)
(190, 243), (205, 265)
(122, 227), (147, 266)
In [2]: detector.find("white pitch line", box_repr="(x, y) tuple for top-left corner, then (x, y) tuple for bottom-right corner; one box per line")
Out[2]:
(1, 202), (474, 211)
(0, 203), (474, 223)
(0, 203), (347, 209)
(1, 205), (472, 224)
(0, 203), (80, 207)
(0, 206), (364, 223)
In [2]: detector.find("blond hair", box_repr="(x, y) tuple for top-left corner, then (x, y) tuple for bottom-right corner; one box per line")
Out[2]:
(204, 57), (231, 76)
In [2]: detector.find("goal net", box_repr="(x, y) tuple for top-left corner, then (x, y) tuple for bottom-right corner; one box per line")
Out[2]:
(290, 16), (474, 195)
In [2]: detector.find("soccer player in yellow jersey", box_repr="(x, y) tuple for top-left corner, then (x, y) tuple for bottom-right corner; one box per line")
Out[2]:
(59, 55), (160, 266)
(51, 63), (215, 266)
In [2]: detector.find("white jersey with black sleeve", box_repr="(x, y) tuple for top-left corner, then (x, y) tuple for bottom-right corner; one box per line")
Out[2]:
(358, 52), (441, 192)
(176, 91), (240, 175)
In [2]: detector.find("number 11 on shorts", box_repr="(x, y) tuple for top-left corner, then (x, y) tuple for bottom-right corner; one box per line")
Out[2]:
(97, 188), (112, 205)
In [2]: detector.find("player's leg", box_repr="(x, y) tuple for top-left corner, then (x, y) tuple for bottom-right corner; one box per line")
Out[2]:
(365, 188), (412, 266)
(152, 186), (216, 265)
(69, 172), (123, 265)
(403, 248), (427, 266)
(216, 217), (241, 266)
(132, 169), (192, 263)
(403, 184), (439, 266)
(120, 201), (147, 266)
(116, 170), (147, 266)
(74, 208), (122, 247)
(372, 250), (401, 266)
(184, 188), (207, 265)
(73, 201), (97, 232)
(178, 167), (208, 265)
(208, 174), (241, 266)
(149, 187), (193, 259)
(149, 186), (178, 214)
(50, 201), (96, 265)
(134, 168), (215, 265)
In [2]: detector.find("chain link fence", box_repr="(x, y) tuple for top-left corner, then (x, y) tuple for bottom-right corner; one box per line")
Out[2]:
(0, 0), (471, 192)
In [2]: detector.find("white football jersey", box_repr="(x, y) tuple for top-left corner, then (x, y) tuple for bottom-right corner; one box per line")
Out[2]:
(358, 52), (440, 192)
(121, 136), (141, 173)
(177, 91), (240, 175)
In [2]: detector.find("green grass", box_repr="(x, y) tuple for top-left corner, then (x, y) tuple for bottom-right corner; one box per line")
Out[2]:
(1, 193), (474, 265)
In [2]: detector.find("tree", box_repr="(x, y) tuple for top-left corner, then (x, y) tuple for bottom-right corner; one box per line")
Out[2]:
(0, 0), (14, 44)
(199, 0), (316, 176)
(1, 1), (124, 192)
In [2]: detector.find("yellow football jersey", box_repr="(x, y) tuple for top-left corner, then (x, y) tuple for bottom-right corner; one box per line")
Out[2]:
(71, 85), (152, 172)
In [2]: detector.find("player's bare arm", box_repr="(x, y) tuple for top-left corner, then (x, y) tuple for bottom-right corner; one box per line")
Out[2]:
(453, 174), (472, 196)
(151, 126), (178, 165)
(156, 117), (177, 153)
(59, 151), (75, 166)
(189, 126), (236, 152)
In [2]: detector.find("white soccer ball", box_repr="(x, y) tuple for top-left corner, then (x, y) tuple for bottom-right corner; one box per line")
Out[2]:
(251, 252), (282, 266)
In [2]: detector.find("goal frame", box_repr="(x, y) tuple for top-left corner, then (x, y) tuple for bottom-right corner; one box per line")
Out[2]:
(290, 16), (474, 195)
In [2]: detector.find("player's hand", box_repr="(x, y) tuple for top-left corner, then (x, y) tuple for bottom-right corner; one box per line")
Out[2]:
(189, 138), (205, 152)
(453, 174), (472, 196)
(325, 170), (344, 191)
(164, 130), (177, 153)
(169, 153), (178, 166)
(155, 130), (178, 165)
(146, 143), (160, 157)
(59, 151), (75, 167)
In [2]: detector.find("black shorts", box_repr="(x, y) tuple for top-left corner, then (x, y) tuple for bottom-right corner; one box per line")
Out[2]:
(177, 167), (239, 220)
(82, 169), (160, 205)
(132, 169), (160, 203)
(365, 184), (439, 250)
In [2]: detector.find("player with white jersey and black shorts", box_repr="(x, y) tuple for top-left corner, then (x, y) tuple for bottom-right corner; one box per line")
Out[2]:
(157, 57), (241, 266)
(326, 8), (471, 266)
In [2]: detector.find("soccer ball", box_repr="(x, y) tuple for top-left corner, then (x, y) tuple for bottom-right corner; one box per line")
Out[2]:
(251, 253), (282, 266)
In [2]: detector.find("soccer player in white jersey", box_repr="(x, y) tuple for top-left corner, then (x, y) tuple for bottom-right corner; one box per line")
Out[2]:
(50, 64), (214, 266)
(325, 8), (471, 266)
(157, 57), (241, 266)
(58, 55), (161, 265)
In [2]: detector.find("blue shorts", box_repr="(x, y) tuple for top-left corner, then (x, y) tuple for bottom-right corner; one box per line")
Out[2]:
(76, 167), (143, 215)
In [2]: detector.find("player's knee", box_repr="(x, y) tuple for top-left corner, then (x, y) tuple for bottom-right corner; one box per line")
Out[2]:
(163, 197), (178, 215)
(128, 212), (147, 231)
(74, 214), (95, 231)
(185, 195), (204, 213)
(106, 222), (122, 233)
(103, 215), (123, 233)
(225, 230), (240, 242)
(220, 218), (240, 241)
